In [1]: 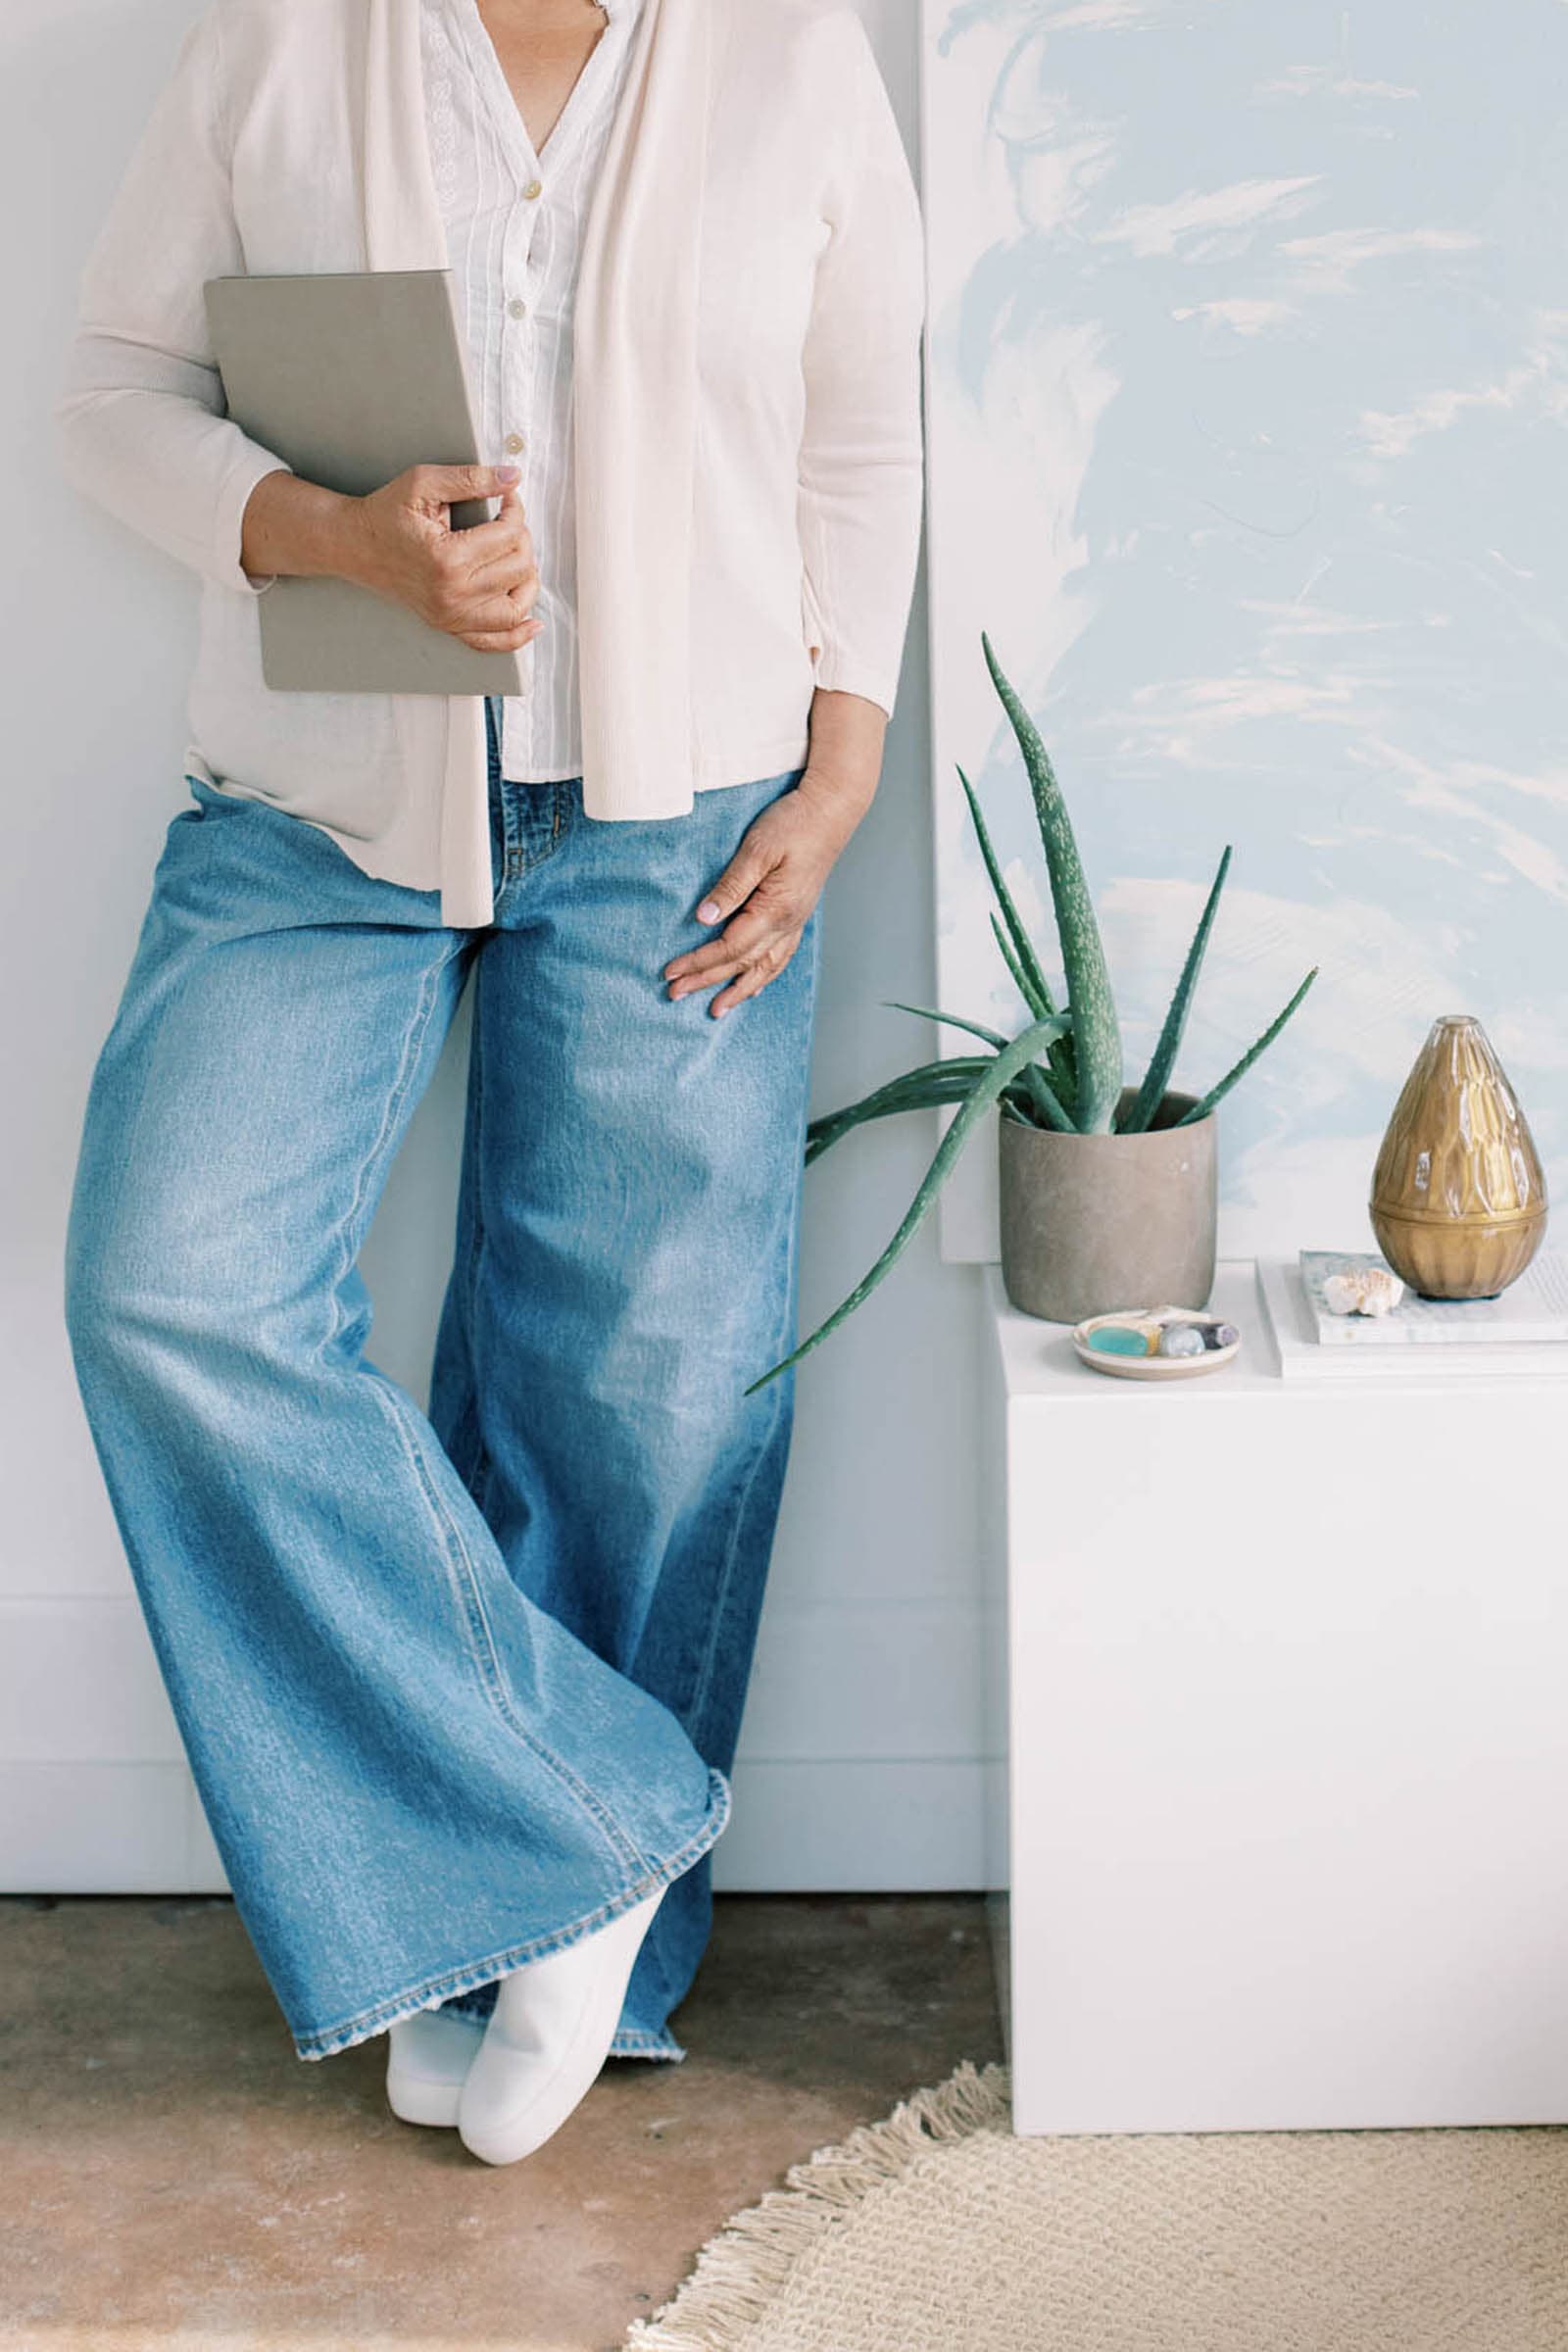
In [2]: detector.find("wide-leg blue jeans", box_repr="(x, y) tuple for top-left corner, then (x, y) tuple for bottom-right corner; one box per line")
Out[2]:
(62, 700), (818, 2063)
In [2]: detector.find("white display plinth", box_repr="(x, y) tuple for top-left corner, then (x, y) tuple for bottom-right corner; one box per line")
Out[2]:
(984, 1259), (1568, 2135)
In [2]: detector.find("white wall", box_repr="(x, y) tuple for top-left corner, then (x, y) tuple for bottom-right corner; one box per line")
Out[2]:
(0, 0), (997, 1892)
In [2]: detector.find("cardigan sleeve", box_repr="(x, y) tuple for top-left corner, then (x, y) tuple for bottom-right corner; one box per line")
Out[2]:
(796, 8), (927, 721)
(51, 3), (294, 598)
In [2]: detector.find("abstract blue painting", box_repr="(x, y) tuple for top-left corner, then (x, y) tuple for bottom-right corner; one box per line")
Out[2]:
(921, 0), (1568, 1259)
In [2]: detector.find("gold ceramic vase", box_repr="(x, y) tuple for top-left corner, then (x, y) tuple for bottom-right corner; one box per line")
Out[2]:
(1370, 1014), (1547, 1298)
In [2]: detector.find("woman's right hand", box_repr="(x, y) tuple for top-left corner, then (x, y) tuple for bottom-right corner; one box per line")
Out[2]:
(336, 463), (543, 652)
(238, 461), (544, 650)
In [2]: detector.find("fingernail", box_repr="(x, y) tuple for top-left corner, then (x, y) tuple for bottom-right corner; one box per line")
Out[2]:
(697, 900), (721, 924)
(496, 465), (520, 483)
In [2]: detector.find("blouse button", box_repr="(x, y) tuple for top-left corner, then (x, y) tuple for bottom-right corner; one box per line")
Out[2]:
(504, 432), (525, 455)
(509, 298), (527, 319)
(522, 177), (543, 200)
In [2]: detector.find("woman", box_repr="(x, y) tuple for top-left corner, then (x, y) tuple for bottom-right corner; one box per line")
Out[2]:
(53, 0), (924, 2167)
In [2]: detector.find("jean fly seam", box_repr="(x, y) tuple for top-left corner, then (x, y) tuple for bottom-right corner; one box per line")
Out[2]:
(496, 774), (578, 884)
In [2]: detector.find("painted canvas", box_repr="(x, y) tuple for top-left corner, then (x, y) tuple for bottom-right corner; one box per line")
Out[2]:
(920, 0), (1568, 1260)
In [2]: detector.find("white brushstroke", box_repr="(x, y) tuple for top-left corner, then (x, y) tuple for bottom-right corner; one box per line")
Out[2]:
(1223, 1131), (1389, 1250)
(1280, 224), (1483, 293)
(1487, 1004), (1568, 1073)
(1359, 739), (1568, 905)
(1098, 176), (1322, 260)
(1016, 129), (1121, 237)
(1359, 359), (1555, 459)
(1238, 599), (1399, 639)
(1172, 298), (1295, 335)
(1255, 66), (1418, 100)
(1104, 668), (1387, 766)
(1034, 0), (1181, 27)
(1100, 878), (1462, 1089)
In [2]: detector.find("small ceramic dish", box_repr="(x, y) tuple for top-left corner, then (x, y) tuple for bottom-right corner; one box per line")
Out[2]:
(1070, 1303), (1242, 1382)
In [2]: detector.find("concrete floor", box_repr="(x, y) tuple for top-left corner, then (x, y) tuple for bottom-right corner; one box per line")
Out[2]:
(2, 1892), (1003, 2352)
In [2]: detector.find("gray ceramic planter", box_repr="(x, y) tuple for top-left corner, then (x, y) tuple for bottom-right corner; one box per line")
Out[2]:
(998, 1088), (1217, 1324)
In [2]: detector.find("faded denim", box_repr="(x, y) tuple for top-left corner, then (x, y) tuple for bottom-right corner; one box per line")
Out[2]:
(63, 699), (818, 2062)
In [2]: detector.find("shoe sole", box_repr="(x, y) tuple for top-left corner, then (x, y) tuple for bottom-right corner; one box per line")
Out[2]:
(386, 2067), (465, 2128)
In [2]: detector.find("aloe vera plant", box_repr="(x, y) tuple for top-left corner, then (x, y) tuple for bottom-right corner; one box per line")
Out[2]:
(745, 630), (1318, 1395)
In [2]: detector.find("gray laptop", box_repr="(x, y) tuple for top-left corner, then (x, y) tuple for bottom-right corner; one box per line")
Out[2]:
(204, 270), (526, 695)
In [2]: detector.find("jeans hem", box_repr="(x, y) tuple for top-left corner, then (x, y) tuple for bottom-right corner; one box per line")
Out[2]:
(289, 1764), (731, 2062)
(609, 2027), (687, 2062)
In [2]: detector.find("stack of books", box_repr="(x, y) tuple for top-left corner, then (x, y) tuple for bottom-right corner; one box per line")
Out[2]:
(1256, 1249), (1568, 1381)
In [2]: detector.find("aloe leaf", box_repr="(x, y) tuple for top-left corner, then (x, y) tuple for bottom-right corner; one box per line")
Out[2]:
(1050, 1024), (1080, 1107)
(988, 915), (1043, 1018)
(1013, 1051), (1076, 1135)
(808, 1067), (982, 1148)
(956, 762), (1057, 1016)
(1016, 1070), (1076, 1134)
(986, 920), (1079, 1130)
(884, 1000), (1010, 1051)
(981, 632), (1122, 1131)
(1121, 846), (1233, 1134)
(1175, 967), (1319, 1127)
(1001, 1076), (1049, 1125)
(891, 984), (1075, 1134)
(746, 1016), (1068, 1395)
(807, 1058), (991, 1165)
(989, 906), (1081, 1119)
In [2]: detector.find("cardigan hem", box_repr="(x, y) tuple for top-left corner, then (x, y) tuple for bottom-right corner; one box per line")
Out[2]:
(192, 719), (815, 909)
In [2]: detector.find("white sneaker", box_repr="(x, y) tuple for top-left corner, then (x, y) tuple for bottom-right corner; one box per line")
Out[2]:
(458, 1889), (663, 2167)
(385, 2006), (486, 2128)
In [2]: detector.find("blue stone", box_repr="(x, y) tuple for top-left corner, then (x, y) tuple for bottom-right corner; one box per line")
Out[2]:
(1086, 1325), (1151, 1356)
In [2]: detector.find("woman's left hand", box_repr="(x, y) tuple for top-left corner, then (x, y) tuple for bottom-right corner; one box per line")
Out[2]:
(662, 764), (873, 1017)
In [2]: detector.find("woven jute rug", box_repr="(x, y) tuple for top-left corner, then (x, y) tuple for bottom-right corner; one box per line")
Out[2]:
(626, 2062), (1568, 2351)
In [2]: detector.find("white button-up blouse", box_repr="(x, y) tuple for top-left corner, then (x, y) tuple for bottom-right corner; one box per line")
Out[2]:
(53, 0), (927, 926)
(422, 0), (644, 783)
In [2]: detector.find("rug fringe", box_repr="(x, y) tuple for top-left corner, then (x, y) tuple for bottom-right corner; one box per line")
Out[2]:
(625, 2060), (1011, 2352)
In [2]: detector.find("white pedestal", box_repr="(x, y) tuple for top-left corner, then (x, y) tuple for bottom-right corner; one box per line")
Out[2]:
(985, 1259), (1568, 2135)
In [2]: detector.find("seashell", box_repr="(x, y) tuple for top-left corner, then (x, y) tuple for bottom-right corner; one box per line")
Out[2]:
(1322, 1266), (1404, 1318)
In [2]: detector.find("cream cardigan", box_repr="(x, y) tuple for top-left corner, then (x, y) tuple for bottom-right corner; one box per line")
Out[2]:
(55, 0), (927, 926)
